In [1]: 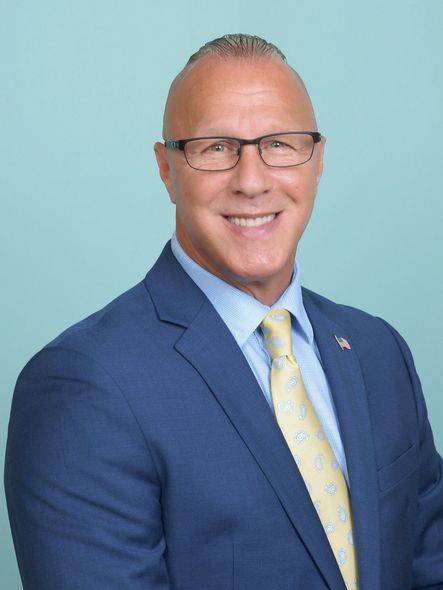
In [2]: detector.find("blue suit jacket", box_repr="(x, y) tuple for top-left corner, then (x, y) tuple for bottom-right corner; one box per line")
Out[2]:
(5, 243), (443, 590)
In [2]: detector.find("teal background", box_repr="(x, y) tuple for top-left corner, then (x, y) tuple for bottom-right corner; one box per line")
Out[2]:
(1, 1), (442, 587)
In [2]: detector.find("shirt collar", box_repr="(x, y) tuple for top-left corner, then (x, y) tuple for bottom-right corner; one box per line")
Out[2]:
(170, 232), (314, 348)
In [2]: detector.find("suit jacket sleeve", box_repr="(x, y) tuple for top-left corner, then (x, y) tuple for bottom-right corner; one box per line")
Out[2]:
(4, 345), (170, 590)
(380, 319), (443, 590)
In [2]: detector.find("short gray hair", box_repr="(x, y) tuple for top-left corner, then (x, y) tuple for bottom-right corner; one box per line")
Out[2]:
(185, 33), (287, 66)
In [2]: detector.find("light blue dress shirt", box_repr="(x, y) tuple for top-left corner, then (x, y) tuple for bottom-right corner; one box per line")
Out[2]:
(171, 233), (349, 481)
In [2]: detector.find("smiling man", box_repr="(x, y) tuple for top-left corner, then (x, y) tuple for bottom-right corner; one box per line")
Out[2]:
(155, 52), (324, 305)
(5, 34), (443, 590)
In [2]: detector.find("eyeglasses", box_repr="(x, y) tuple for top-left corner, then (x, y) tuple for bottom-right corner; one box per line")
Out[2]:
(164, 131), (322, 171)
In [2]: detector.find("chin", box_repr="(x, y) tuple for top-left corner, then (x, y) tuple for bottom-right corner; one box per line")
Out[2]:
(228, 258), (291, 285)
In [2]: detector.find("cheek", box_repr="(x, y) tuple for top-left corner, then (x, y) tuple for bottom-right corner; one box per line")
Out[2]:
(171, 173), (224, 216)
(172, 183), (215, 243)
(286, 168), (319, 201)
(280, 177), (315, 207)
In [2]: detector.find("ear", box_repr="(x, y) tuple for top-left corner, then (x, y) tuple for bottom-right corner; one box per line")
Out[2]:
(154, 142), (176, 203)
(315, 136), (326, 183)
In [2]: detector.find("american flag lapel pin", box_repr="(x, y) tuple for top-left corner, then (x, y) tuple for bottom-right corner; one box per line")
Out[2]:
(334, 335), (351, 350)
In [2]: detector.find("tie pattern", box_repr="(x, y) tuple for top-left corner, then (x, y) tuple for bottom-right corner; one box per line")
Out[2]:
(261, 309), (358, 590)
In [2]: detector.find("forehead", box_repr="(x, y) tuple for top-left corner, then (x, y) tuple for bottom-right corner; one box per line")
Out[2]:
(164, 57), (316, 138)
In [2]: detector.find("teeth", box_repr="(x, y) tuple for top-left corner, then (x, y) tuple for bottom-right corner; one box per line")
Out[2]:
(227, 213), (276, 227)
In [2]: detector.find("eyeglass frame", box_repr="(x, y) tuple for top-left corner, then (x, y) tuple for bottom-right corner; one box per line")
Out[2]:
(164, 131), (322, 171)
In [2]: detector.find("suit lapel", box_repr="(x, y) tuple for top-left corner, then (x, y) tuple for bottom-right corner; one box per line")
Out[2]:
(303, 290), (382, 590)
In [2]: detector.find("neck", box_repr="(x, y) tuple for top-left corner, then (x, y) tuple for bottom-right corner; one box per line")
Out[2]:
(232, 276), (292, 306)
(175, 234), (294, 306)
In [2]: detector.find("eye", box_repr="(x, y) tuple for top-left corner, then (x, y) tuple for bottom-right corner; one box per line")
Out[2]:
(202, 140), (238, 155)
(263, 138), (294, 151)
(209, 143), (227, 152)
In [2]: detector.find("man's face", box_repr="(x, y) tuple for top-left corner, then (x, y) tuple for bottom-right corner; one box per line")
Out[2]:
(155, 57), (325, 304)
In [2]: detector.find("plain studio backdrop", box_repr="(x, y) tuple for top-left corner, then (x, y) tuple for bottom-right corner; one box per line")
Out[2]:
(1, 1), (442, 587)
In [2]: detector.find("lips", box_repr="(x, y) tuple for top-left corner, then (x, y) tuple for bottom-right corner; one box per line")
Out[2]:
(226, 213), (277, 227)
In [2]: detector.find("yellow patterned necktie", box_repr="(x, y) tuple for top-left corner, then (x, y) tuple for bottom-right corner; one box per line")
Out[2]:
(261, 308), (358, 590)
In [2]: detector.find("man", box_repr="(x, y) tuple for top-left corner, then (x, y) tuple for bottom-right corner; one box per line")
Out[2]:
(5, 34), (443, 590)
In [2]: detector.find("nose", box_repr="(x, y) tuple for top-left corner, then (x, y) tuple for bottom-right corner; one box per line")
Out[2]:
(228, 144), (273, 198)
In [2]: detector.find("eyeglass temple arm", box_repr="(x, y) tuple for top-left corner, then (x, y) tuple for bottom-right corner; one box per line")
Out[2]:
(164, 140), (186, 150)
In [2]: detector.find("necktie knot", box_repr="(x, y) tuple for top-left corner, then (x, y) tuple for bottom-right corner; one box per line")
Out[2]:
(261, 308), (293, 359)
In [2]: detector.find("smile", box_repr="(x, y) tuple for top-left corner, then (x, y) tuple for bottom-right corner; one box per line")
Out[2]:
(226, 213), (277, 227)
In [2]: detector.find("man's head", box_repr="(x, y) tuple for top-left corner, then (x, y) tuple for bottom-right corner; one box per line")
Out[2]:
(155, 34), (325, 305)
